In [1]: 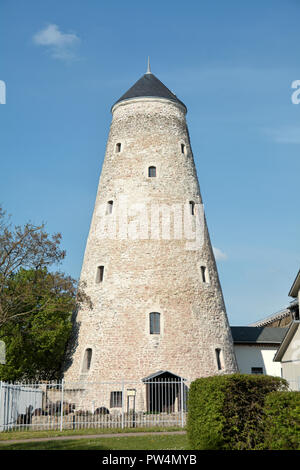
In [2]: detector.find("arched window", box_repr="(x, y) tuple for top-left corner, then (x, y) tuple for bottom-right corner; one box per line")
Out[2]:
(96, 266), (104, 283)
(82, 348), (92, 373)
(181, 143), (186, 154)
(189, 201), (195, 215)
(106, 200), (113, 214)
(116, 143), (121, 153)
(150, 312), (160, 334)
(148, 166), (156, 178)
(215, 348), (222, 370)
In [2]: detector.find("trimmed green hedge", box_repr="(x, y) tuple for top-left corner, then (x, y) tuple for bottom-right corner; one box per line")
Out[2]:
(187, 374), (287, 450)
(263, 391), (300, 450)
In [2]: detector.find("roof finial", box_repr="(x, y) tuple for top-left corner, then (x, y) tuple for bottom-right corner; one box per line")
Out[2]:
(146, 56), (151, 74)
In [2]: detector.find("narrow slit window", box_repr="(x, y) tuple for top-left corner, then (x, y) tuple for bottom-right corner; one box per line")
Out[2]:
(116, 143), (121, 153)
(189, 201), (195, 215)
(106, 200), (113, 214)
(148, 166), (156, 178)
(82, 348), (92, 373)
(215, 348), (222, 370)
(181, 143), (186, 154)
(96, 266), (104, 283)
(150, 312), (160, 334)
(200, 265), (207, 283)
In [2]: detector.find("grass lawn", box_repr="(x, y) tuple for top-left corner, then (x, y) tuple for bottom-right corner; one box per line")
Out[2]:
(0, 426), (183, 441)
(0, 434), (188, 450)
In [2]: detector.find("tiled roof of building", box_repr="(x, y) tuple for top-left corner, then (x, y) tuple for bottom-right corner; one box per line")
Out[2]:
(249, 306), (293, 327)
(113, 72), (187, 111)
(249, 299), (298, 327)
(231, 326), (288, 344)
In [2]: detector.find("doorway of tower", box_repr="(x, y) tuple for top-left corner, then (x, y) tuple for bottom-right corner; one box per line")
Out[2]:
(142, 370), (186, 413)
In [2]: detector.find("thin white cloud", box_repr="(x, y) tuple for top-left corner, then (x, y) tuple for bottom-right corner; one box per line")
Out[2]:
(264, 126), (300, 144)
(213, 246), (228, 261)
(33, 24), (80, 61)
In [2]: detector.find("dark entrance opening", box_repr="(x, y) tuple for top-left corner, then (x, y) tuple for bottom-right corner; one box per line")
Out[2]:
(142, 370), (187, 413)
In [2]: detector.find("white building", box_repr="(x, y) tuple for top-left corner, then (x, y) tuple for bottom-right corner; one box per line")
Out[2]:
(273, 270), (300, 390)
(231, 326), (287, 377)
(273, 321), (300, 390)
(232, 268), (300, 390)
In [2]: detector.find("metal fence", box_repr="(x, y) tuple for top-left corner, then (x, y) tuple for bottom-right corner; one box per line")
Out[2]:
(0, 378), (190, 432)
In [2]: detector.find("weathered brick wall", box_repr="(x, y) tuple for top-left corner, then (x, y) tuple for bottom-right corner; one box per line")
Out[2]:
(63, 96), (238, 385)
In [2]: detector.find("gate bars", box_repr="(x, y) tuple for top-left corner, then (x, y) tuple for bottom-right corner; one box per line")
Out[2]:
(0, 378), (189, 432)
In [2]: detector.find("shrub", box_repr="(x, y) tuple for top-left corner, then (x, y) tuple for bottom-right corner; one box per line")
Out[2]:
(187, 374), (287, 450)
(263, 391), (300, 450)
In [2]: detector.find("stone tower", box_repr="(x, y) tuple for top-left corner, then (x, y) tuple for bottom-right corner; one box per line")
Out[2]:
(64, 65), (238, 386)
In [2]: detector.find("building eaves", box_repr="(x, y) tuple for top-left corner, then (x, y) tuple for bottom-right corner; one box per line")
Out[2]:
(273, 321), (300, 362)
(142, 370), (185, 382)
(289, 269), (300, 298)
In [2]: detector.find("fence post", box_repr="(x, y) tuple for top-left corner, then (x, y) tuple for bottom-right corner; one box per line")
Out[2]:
(60, 379), (64, 432)
(0, 381), (2, 432)
(180, 378), (184, 428)
(121, 380), (125, 429)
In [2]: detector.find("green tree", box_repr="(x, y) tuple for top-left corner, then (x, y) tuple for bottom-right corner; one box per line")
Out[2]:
(0, 205), (91, 380)
(0, 268), (76, 381)
(0, 206), (66, 328)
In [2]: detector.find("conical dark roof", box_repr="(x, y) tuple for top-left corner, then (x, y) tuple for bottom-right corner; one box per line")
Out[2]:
(113, 72), (186, 111)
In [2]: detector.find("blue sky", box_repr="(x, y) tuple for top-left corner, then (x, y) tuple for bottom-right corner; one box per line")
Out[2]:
(1, 0), (299, 325)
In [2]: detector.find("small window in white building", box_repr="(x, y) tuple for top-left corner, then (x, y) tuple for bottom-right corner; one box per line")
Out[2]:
(200, 266), (207, 283)
(181, 143), (186, 154)
(96, 266), (104, 283)
(148, 166), (156, 178)
(150, 312), (160, 334)
(82, 348), (92, 373)
(215, 348), (222, 370)
(110, 391), (122, 407)
(251, 367), (263, 375)
(116, 143), (121, 153)
(106, 200), (113, 214)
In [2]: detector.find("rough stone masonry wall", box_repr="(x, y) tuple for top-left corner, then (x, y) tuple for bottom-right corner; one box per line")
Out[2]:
(63, 97), (238, 387)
